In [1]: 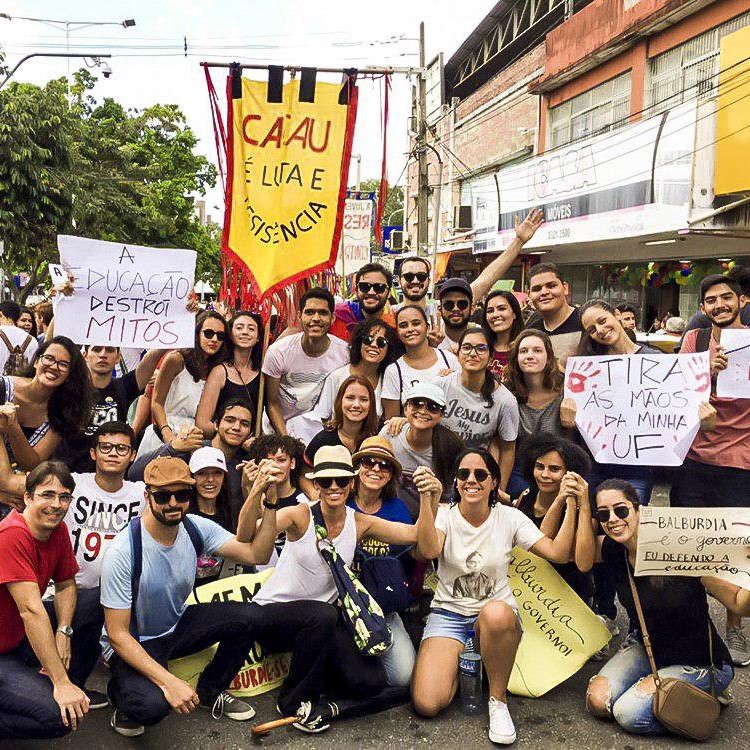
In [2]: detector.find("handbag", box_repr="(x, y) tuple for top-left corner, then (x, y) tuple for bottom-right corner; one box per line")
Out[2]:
(625, 554), (720, 741)
(359, 546), (415, 614)
(310, 502), (393, 656)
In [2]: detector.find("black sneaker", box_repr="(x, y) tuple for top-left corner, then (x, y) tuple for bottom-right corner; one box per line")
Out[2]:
(201, 691), (256, 721)
(110, 709), (144, 737)
(290, 700), (336, 734)
(85, 688), (109, 710)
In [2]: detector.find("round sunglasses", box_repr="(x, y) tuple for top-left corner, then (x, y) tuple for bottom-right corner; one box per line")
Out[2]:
(363, 334), (388, 349)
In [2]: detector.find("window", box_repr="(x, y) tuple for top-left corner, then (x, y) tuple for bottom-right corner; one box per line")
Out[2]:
(645, 10), (750, 118)
(548, 72), (631, 149)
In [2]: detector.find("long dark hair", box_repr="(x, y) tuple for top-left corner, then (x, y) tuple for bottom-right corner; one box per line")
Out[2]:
(482, 290), (522, 346)
(30, 337), (94, 440)
(576, 299), (625, 356)
(183, 311), (228, 382)
(326, 375), (379, 445)
(457, 327), (495, 408)
(228, 310), (264, 371)
(449, 447), (502, 507)
(505, 329), (563, 404)
(350, 318), (401, 373)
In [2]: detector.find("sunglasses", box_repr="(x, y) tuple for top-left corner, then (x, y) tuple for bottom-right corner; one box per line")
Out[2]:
(363, 334), (388, 349)
(149, 489), (193, 504)
(442, 299), (470, 312)
(407, 398), (444, 414)
(595, 505), (633, 523)
(357, 282), (389, 295)
(456, 468), (490, 483)
(201, 329), (226, 341)
(315, 476), (352, 489)
(402, 272), (429, 283)
(360, 457), (393, 471)
(459, 343), (489, 355)
(97, 441), (132, 456)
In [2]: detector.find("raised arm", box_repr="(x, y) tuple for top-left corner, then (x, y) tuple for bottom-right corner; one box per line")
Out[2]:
(702, 577), (750, 617)
(150, 351), (185, 443)
(0, 425), (26, 499)
(3, 418), (61, 470)
(135, 348), (168, 391)
(413, 466), (444, 559)
(264, 376), (287, 436)
(195, 364), (226, 439)
(530, 496), (577, 564)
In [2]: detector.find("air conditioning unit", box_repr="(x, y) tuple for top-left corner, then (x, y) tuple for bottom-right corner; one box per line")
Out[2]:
(453, 205), (472, 230)
(390, 230), (406, 251)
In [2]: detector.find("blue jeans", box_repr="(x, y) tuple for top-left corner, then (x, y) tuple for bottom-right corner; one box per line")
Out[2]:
(596, 636), (733, 735)
(380, 612), (415, 687)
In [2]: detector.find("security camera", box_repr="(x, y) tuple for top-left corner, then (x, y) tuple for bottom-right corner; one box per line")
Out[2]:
(101, 62), (113, 79)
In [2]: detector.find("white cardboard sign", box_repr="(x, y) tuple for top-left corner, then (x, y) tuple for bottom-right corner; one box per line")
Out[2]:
(716, 328), (750, 399)
(55, 235), (196, 348)
(564, 353), (710, 466)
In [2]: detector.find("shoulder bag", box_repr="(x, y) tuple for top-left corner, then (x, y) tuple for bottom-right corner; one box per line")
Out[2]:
(625, 553), (720, 741)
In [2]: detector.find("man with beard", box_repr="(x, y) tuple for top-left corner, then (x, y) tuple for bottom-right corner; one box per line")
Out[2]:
(673, 273), (750, 666)
(330, 263), (396, 342)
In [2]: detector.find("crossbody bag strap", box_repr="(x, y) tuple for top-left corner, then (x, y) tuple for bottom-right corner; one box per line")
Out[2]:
(129, 517), (144, 640)
(624, 549), (661, 685)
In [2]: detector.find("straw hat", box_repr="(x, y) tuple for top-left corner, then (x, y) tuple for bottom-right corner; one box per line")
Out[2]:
(352, 436), (402, 476)
(305, 444), (356, 480)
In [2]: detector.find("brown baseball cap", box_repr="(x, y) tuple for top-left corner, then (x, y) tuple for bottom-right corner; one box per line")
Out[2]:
(144, 456), (195, 488)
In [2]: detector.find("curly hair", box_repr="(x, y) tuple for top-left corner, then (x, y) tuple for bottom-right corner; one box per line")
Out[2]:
(248, 433), (305, 484)
(326, 375), (379, 445)
(30, 337), (95, 441)
(182, 311), (229, 382)
(350, 318), (401, 373)
(504, 329), (563, 404)
(520, 432), (591, 484)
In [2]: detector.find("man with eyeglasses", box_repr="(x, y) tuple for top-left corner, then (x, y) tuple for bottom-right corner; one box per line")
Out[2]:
(330, 263), (396, 343)
(0, 420), (145, 711)
(0, 461), (90, 739)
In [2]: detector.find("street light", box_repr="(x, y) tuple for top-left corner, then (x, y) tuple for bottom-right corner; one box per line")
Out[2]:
(0, 53), (113, 89)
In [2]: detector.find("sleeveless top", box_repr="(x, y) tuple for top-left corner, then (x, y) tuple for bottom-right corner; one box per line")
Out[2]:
(215, 363), (260, 417)
(253, 504), (357, 606)
(0, 376), (50, 446)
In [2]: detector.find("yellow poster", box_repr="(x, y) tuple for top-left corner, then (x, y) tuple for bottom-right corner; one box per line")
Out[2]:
(224, 69), (358, 300)
(507, 547), (610, 698)
(168, 571), (291, 698)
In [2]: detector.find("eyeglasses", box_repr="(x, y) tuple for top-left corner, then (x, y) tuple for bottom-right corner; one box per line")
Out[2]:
(456, 468), (490, 483)
(459, 343), (489, 355)
(595, 505), (633, 523)
(315, 476), (352, 489)
(35, 490), (73, 503)
(97, 441), (132, 456)
(362, 334), (388, 349)
(39, 353), (71, 372)
(201, 329), (226, 341)
(441, 299), (470, 312)
(401, 272), (428, 283)
(406, 398), (444, 414)
(360, 457), (393, 472)
(357, 282), (389, 295)
(149, 489), (193, 504)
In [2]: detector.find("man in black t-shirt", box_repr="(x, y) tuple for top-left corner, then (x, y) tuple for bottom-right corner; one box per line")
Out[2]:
(526, 262), (581, 367)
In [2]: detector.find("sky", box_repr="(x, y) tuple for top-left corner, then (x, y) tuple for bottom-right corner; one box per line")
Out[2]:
(1, 0), (494, 221)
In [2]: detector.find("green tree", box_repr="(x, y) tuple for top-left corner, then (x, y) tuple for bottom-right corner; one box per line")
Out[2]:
(356, 178), (404, 254)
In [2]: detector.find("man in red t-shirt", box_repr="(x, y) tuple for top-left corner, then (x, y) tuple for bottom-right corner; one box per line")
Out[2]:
(672, 273), (750, 667)
(0, 461), (89, 739)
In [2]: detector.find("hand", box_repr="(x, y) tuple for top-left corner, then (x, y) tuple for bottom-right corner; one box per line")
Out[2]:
(514, 207), (544, 245)
(699, 401), (717, 432)
(0, 403), (19, 433)
(242, 435), (256, 453)
(437, 367), (454, 377)
(427, 326), (445, 348)
(497, 489), (511, 505)
(161, 675), (199, 715)
(383, 417), (408, 437)
(185, 291), (200, 313)
(557, 471), (586, 508)
(252, 459), (284, 493)
(710, 345), (728, 376)
(241, 460), (259, 494)
(55, 631), (71, 671)
(170, 425), (205, 453)
(53, 681), (89, 730)
(559, 397), (577, 429)
(413, 466), (442, 498)
(50, 274), (76, 298)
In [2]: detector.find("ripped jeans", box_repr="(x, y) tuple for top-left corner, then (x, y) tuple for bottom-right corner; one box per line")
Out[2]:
(593, 635), (734, 735)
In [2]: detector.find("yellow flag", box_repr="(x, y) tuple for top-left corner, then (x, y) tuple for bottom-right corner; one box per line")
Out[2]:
(224, 70), (358, 300)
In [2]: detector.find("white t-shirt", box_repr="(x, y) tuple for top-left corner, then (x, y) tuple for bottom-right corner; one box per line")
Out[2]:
(381, 349), (459, 402)
(432, 503), (544, 616)
(437, 372), (519, 449)
(64, 473), (146, 589)
(261, 333), (349, 422)
(0, 325), (39, 374)
(436, 336), (459, 354)
(315, 365), (384, 420)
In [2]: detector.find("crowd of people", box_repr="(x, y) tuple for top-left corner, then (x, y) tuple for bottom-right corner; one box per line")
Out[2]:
(1, 211), (750, 745)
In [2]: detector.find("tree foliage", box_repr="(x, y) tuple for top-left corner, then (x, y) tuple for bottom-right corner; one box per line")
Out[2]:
(0, 70), (220, 302)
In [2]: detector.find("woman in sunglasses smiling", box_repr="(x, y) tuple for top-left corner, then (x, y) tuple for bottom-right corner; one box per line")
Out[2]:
(413, 447), (578, 744)
(577, 478), (750, 737)
(381, 306), (459, 420)
(137, 312), (228, 458)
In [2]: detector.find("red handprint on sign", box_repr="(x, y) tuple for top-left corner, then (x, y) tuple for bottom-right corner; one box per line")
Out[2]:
(687, 354), (710, 394)
(566, 360), (601, 394)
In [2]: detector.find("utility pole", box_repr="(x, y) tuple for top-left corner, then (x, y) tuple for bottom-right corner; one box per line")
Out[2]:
(416, 21), (429, 257)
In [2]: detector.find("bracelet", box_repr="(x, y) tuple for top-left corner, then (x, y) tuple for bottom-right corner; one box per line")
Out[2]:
(159, 424), (172, 434)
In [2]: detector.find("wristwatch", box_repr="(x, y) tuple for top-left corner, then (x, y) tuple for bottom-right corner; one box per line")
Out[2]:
(57, 625), (74, 637)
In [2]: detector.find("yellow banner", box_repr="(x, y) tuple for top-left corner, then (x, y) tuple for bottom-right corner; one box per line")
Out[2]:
(168, 571), (290, 698)
(224, 71), (357, 299)
(507, 547), (610, 698)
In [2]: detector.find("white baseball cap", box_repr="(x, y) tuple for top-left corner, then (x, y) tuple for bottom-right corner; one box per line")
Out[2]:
(401, 381), (446, 408)
(189, 446), (227, 474)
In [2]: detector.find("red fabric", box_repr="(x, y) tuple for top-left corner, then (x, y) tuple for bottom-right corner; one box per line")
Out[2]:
(0, 511), (78, 653)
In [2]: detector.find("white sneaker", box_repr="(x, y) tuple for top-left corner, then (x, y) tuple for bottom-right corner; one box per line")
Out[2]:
(488, 697), (516, 745)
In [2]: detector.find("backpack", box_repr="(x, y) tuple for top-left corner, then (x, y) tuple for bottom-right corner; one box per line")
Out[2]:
(0, 330), (33, 376)
(128, 515), (203, 639)
(695, 327), (711, 353)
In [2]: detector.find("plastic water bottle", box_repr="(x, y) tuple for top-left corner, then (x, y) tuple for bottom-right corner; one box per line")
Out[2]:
(458, 630), (483, 714)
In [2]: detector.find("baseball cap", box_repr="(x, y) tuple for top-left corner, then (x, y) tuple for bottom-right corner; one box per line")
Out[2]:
(143, 456), (195, 488)
(402, 381), (447, 408)
(189, 446), (228, 475)
(438, 277), (472, 301)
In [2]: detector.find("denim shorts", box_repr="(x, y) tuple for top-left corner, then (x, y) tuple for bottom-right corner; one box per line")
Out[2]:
(422, 606), (522, 645)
